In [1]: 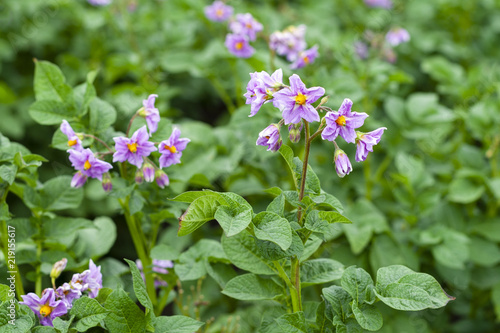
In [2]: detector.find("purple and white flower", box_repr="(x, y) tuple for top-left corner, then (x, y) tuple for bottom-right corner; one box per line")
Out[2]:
(71, 259), (103, 299)
(334, 148), (352, 178)
(158, 128), (190, 168)
(139, 94), (160, 136)
(60, 120), (83, 151)
(290, 45), (319, 69)
(136, 259), (174, 288)
(385, 28), (410, 46)
(272, 74), (325, 125)
(355, 127), (387, 162)
(142, 162), (155, 182)
(155, 170), (169, 188)
(113, 126), (157, 168)
(87, 0), (111, 6)
(20, 289), (67, 327)
(322, 99), (368, 143)
(55, 283), (82, 310)
(71, 171), (88, 188)
(269, 25), (307, 61)
(229, 13), (263, 41)
(364, 0), (393, 9)
(244, 69), (284, 117)
(204, 1), (233, 22)
(256, 124), (282, 152)
(354, 41), (369, 59)
(68, 148), (113, 181)
(225, 34), (254, 58)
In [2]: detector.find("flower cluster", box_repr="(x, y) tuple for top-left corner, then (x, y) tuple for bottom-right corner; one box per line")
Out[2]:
(269, 25), (319, 69)
(20, 259), (102, 327)
(245, 70), (386, 177)
(87, 0), (111, 6)
(364, 0), (393, 9)
(61, 94), (189, 190)
(136, 259), (174, 288)
(204, 1), (263, 58)
(354, 28), (410, 63)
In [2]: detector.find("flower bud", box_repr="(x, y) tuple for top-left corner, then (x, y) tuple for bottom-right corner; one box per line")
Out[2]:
(50, 258), (67, 280)
(142, 163), (155, 182)
(137, 106), (147, 117)
(135, 169), (144, 184)
(334, 148), (352, 178)
(288, 123), (303, 143)
(155, 170), (169, 188)
(102, 173), (112, 192)
(71, 171), (87, 188)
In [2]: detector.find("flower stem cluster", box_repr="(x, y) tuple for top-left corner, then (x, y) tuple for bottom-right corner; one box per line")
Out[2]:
(245, 70), (386, 177)
(20, 259), (102, 327)
(61, 94), (190, 190)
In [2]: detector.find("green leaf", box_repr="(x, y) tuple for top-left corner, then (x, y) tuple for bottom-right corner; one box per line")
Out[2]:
(492, 282), (500, 321)
(40, 175), (83, 211)
(278, 144), (299, 189)
(0, 164), (17, 185)
(89, 98), (117, 133)
(175, 239), (227, 281)
(341, 266), (374, 304)
(312, 193), (344, 213)
(104, 288), (146, 333)
(52, 315), (74, 333)
(374, 283), (432, 311)
(70, 297), (109, 332)
(215, 205), (253, 237)
(469, 236), (500, 267)
(43, 216), (94, 242)
(170, 191), (214, 203)
(274, 312), (308, 333)
(256, 229), (305, 261)
(77, 217), (117, 258)
(34, 60), (73, 103)
(150, 244), (180, 261)
(300, 259), (344, 287)
(178, 194), (223, 236)
(351, 303), (383, 332)
(222, 274), (282, 300)
(431, 230), (469, 269)
(292, 157), (321, 194)
(447, 178), (485, 204)
(322, 285), (352, 323)
(31, 327), (57, 333)
(267, 193), (285, 216)
(29, 100), (74, 125)
(221, 230), (275, 275)
(125, 259), (153, 311)
(305, 210), (329, 234)
(253, 212), (292, 251)
(153, 315), (204, 333)
(318, 211), (352, 224)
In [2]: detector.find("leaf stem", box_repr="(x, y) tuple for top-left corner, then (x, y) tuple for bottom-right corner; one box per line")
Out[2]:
(126, 113), (139, 137)
(83, 134), (114, 153)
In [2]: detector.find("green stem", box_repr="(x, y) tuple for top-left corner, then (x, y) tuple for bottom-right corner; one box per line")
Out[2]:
(273, 261), (299, 313)
(290, 257), (302, 312)
(35, 235), (42, 296)
(297, 121), (311, 224)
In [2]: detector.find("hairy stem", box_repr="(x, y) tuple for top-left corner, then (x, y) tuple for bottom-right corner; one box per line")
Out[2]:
(290, 256), (302, 312)
(83, 134), (114, 152)
(126, 113), (139, 137)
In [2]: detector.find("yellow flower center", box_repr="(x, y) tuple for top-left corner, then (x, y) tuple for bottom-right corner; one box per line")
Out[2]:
(164, 145), (177, 153)
(84, 160), (92, 170)
(245, 23), (252, 28)
(216, 9), (223, 17)
(235, 42), (244, 50)
(68, 139), (77, 147)
(40, 305), (52, 317)
(127, 143), (138, 153)
(265, 136), (270, 139)
(303, 56), (310, 64)
(295, 93), (307, 105)
(335, 115), (347, 127)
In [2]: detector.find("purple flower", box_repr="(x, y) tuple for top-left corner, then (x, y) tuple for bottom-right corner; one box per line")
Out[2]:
(50, 258), (67, 279)
(355, 127), (387, 162)
(204, 1), (233, 22)
(256, 124), (282, 152)
(354, 41), (369, 59)
(20, 289), (67, 327)
(60, 120), (83, 151)
(142, 162), (155, 182)
(229, 13), (263, 41)
(55, 283), (82, 310)
(113, 126), (157, 168)
(225, 34), (254, 58)
(385, 28), (410, 46)
(71, 171), (87, 188)
(382, 47), (397, 63)
(87, 0), (111, 6)
(334, 148), (352, 178)
(139, 94), (160, 136)
(102, 173), (112, 192)
(158, 128), (190, 168)
(155, 170), (170, 188)
(244, 69), (284, 117)
(322, 99), (368, 143)
(136, 259), (174, 288)
(78, 259), (103, 299)
(269, 25), (307, 61)
(364, 0), (393, 9)
(272, 74), (325, 125)
(290, 45), (319, 70)
(288, 123), (303, 143)
(69, 148), (113, 181)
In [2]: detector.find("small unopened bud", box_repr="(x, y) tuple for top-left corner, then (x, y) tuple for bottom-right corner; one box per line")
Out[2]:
(288, 123), (303, 143)
(50, 258), (67, 280)
(137, 106), (147, 117)
(142, 163), (155, 182)
(102, 173), (112, 192)
(155, 170), (169, 188)
(135, 169), (144, 184)
(334, 147), (352, 178)
(71, 171), (87, 188)
(319, 96), (329, 106)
